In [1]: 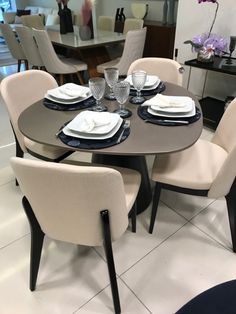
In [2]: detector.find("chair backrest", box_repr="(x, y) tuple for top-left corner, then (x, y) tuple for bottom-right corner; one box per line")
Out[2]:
(11, 157), (129, 246)
(21, 15), (45, 30)
(15, 26), (44, 68)
(123, 18), (144, 34)
(98, 16), (115, 31)
(0, 23), (26, 60)
(127, 57), (183, 86)
(0, 70), (58, 152)
(33, 29), (74, 74)
(208, 98), (236, 198)
(115, 27), (147, 76)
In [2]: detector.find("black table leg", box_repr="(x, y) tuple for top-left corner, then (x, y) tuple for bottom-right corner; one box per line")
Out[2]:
(92, 154), (152, 214)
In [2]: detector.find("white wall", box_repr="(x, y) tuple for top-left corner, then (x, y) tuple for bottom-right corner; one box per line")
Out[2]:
(175, 0), (236, 99)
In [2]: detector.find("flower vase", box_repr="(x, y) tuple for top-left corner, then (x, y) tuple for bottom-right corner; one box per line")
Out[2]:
(197, 47), (214, 63)
(79, 25), (92, 40)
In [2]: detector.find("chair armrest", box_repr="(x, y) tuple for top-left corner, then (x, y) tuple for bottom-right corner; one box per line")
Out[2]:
(3, 12), (16, 24)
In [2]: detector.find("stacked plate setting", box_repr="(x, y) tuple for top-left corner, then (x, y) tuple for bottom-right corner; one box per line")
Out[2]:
(45, 83), (92, 105)
(63, 111), (123, 140)
(125, 74), (161, 91)
(143, 94), (196, 118)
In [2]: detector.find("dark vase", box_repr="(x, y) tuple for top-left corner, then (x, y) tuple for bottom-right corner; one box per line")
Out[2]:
(63, 5), (74, 33)
(87, 14), (94, 39)
(58, 3), (66, 34)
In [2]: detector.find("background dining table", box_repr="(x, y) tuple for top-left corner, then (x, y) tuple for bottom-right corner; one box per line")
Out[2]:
(18, 82), (203, 213)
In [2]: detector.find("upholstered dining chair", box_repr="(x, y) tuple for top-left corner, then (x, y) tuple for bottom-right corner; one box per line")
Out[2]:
(97, 27), (147, 76)
(149, 98), (236, 253)
(127, 57), (184, 86)
(98, 15), (115, 31)
(15, 26), (44, 69)
(21, 15), (45, 30)
(0, 23), (28, 72)
(123, 18), (144, 34)
(0, 70), (73, 163)
(11, 157), (141, 314)
(33, 29), (87, 85)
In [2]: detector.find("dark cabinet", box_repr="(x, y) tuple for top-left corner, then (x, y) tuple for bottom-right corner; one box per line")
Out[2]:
(143, 21), (176, 58)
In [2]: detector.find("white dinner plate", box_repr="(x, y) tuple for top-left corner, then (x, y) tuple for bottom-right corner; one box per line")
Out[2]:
(63, 117), (123, 140)
(125, 74), (160, 88)
(66, 111), (121, 135)
(147, 105), (196, 118)
(47, 83), (91, 101)
(130, 79), (161, 91)
(45, 92), (92, 105)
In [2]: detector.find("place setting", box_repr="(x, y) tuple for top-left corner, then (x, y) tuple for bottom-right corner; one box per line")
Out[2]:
(57, 110), (131, 149)
(125, 70), (166, 104)
(138, 93), (201, 126)
(43, 83), (96, 111)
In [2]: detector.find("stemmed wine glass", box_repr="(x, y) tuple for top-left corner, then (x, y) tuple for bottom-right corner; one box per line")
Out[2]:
(89, 77), (107, 112)
(104, 67), (119, 100)
(113, 81), (132, 118)
(130, 70), (147, 104)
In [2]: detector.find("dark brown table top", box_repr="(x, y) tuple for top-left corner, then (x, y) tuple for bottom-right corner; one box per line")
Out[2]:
(18, 82), (203, 156)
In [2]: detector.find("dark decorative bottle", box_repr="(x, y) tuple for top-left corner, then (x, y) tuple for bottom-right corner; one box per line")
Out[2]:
(115, 8), (120, 21)
(57, 2), (66, 34)
(63, 4), (74, 33)
(120, 8), (126, 21)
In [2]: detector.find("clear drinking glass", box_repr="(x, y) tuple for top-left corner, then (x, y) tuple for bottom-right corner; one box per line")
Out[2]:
(89, 77), (107, 112)
(113, 81), (131, 118)
(104, 67), (119, 100)
(130, 70), (147, 104)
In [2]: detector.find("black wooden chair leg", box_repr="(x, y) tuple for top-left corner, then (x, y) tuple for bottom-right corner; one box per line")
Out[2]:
(101, 210), (121, 314)
(22, 197), (45, 291)
(129, 201), (137, 233)
(149, 182), (162, 234)
(225, 178), (236, 253)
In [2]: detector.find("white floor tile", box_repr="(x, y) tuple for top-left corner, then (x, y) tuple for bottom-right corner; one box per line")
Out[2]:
(76, 279), (151, 314)
(0, 143), (15, 168)
(191, 197), (232, 250)
(95, 203), (187, 275)
(160, 189), (215, 220)
(0, 236), (111, 314)
(121, 223), (236, 314)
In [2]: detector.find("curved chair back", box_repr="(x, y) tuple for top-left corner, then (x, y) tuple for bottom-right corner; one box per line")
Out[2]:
(116, 27), (147, 75)
(11, 158), (129, 246)
(123, 18), (144, 34)
(98, 16), (115, 31)
(15, 26), (44, 68)
(0, 70), (58, 153)
(208, 98), (236, 198)
(0, 23), (26, 60)
(21, 15), (45, 30)
(127, 57), (183, 86)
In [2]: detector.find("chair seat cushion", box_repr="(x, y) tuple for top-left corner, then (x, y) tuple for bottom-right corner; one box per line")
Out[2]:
(152, 139), (228, 190)
(97, 58), (120, 74)
(24, 137), (71, 160)
(62, 57), (88, 72)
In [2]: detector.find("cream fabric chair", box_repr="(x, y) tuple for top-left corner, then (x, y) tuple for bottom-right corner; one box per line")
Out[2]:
(15, 26), (44, 69)
(33, 29), (87, 85)
(98, 16), (115, 31)
(0, 23), (28, 72)
(127, 57), (184, 86)
(123, 18), (144, 34)
(11, 157), (141, 314)
(21, 15), (45, 30)
(0, 70), (73, 163)
(97, 27), (147, 76)
(149, 98), (236, 252)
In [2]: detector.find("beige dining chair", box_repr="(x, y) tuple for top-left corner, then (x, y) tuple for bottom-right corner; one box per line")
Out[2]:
(15, 26), (44, 69)
(149, 98), (236, 253)
(127, 57), (184, 86)
(33, 29), (87, 85)
(21, 14), (45, 30)
(123, 18), (144, 34)
(11, 157), (141, 314)
(97, 27), (147, 76)
(98, 16), (115, 31)
(0, 70), (73, 164)
(0, 23), (28, 72)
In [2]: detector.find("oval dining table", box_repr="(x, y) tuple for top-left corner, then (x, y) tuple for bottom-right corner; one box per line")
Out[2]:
(18, 82), (203, 213)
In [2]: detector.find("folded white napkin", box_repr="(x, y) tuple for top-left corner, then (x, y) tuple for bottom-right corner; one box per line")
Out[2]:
(143, 94), (192, 109)
(79, 114), (111, 132)
(48, 83), (89, 100)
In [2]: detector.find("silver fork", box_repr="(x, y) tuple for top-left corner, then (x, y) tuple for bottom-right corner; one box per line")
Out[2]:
(116, 120), (131, 144)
